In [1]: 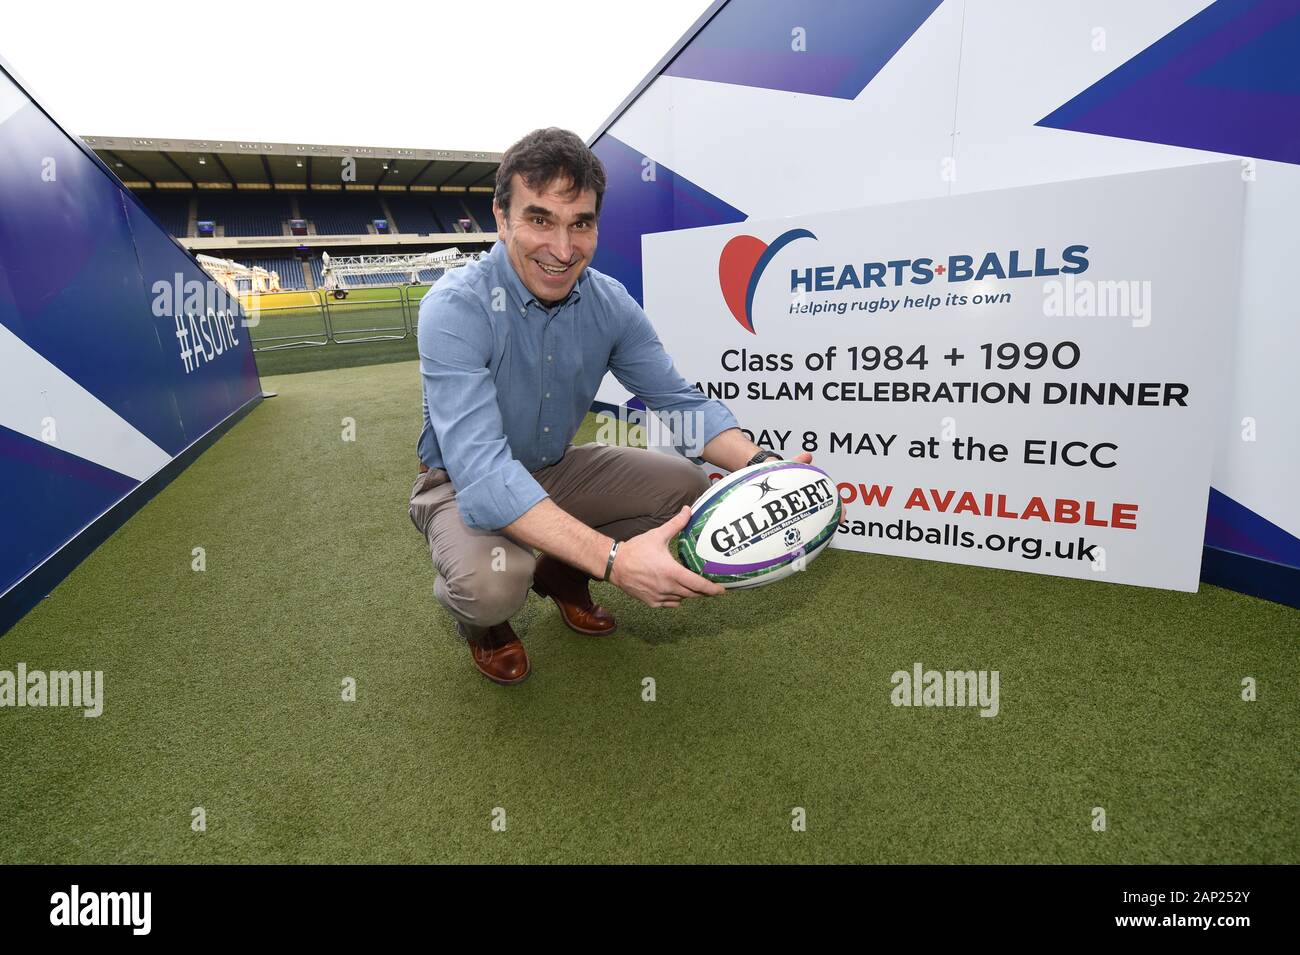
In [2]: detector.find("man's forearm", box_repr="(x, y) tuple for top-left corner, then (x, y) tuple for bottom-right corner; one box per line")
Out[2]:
(502, 498), (613, 579)
(503, 427), (771, 577)
(700, 427), (764, 473)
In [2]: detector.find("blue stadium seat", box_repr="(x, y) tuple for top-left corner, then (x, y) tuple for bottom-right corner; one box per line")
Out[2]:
(232, 256), (308, 291)
(462, 195), (497, 232)
(138, 192), (190, 237)
(385, 195), (440, 234)
(430, 194), (473, 232)
(198, 193), (289, 237)
(299, 193), (384, 235)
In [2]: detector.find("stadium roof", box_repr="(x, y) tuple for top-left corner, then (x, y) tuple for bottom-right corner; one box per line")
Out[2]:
(83, 135), (502, 190)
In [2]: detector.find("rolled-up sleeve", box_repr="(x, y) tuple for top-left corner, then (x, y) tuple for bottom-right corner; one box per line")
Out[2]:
(418, 290), (548, 530)
(606, 286), (739, 458)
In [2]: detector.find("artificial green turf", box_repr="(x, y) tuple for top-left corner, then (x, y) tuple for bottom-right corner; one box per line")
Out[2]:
(252, 336), (419, 378)
(1, 361), (1296, 863)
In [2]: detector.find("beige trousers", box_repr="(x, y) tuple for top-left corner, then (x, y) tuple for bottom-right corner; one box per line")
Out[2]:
(409, 443), (710, 638)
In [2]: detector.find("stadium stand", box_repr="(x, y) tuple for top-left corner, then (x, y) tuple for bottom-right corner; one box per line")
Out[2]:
(384, 194), (441, 235)
(234, 256), (308, 290)
(138, 191), (190, 238)
(299, 192), (384, 235)
(197, 192), (290, 237)
(430, 194), (472, 232)
(308, 258), (324, 287)
(280, 258), (307, 290)
(344, 271), (410, 287)
(462, 195), (496, 232)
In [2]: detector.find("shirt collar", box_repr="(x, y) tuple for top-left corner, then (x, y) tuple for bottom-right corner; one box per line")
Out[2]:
(490, 240), (586, 316)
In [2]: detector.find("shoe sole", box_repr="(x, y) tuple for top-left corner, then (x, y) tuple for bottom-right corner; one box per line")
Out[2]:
(475, 664), (531, 686)
(471, 646), (532, 685)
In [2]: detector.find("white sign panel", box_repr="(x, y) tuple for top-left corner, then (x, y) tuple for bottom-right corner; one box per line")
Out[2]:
(643, 163), (1244, 592)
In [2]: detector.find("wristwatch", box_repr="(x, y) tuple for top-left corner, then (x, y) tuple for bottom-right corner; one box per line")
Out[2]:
(746, 449), (782, 467)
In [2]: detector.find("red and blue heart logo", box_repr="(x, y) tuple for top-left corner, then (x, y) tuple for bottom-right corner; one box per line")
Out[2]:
(717, 228), (817, 334)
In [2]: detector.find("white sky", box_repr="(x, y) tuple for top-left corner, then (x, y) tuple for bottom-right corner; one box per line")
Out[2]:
(1, 0), (712, 151)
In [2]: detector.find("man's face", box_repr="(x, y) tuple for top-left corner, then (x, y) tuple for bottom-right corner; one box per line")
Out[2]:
(494, 173), (598, 305)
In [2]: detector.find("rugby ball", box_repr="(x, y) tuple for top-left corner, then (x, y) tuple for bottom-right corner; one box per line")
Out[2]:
(678, 461), (842, 589)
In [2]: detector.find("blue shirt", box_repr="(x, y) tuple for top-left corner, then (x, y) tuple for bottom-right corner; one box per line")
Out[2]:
(416, 241), (739, 531)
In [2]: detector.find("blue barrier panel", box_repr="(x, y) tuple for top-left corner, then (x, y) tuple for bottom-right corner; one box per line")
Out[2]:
(0, 60), (263, 633)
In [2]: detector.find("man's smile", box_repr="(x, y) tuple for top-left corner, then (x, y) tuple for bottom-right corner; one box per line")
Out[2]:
(532, 257), (579, 286)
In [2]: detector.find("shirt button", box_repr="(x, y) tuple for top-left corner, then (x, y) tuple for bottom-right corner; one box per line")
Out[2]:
(544, 392), (550, 399)
(542, 456), (548, 462)
(543, 426), (550, 433)
(546, 355), (553, 362)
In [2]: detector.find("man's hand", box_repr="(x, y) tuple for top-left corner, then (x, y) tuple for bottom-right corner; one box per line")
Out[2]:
(791, 452), (813, 465)
(610, 506), (725, 608)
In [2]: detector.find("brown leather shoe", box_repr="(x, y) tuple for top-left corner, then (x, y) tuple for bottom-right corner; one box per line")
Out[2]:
(458, 621), (531, 685)
(531, 554), (617, 635)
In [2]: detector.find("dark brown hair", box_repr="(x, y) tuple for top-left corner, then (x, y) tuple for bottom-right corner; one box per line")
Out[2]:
(494, 128), (607, 218)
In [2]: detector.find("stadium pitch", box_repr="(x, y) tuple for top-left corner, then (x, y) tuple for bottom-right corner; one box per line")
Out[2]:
(245, 285), (425, 376)
(0, 361), (1295, 864)
(244, 284), (426, 342)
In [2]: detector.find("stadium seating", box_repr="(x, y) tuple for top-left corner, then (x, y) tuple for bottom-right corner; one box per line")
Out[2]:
(384, 195), (440, 235)
(135, 190), (492, 238)
(232, 256), (308, 290)
(430, 194), (473, 232)
(299, 193), (384, 235)
(198, 193), (290, 237)
(462, 195), (497, 232)
(138, 191), (190, 238)
(334, 269), (412, 288)
(271, 257), (305, 290)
